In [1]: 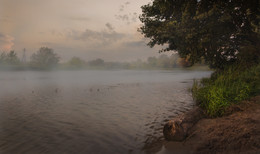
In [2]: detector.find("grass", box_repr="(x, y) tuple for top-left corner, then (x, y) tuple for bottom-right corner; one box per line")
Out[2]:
(192, 64), (260, 117)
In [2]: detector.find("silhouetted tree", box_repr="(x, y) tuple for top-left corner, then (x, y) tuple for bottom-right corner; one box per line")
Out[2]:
(169, 54), (179, 68)
(0, 50), (20, 65)
(68, 57), (86, 67)
(147, 56), (157, 67)
(88, 58), (105, 66)
(30, 47), (60, 68)
(0, 52), (7, 65)
(157, 54), (170, 68)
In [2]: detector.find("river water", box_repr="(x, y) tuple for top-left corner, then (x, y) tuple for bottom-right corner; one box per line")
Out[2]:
(0, 70), (211, 154)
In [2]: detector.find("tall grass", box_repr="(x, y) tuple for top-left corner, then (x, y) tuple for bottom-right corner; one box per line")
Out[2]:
(192, 64), (260, 117)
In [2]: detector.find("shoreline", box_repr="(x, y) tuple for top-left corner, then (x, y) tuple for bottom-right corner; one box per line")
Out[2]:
(144, 96), (260, 154)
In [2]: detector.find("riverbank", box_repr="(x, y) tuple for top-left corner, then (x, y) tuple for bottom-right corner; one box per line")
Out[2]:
(147, 95), (260, 154)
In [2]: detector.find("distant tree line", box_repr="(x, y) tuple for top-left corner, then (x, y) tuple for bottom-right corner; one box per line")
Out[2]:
(62, 52), (196, 69)
(0, 50), (20, 66)
(0, 47), (60, 70)
(0, 47), (204, 70)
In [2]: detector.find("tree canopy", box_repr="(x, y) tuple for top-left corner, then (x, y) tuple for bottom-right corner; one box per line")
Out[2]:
(30, 47), (60, 68)
(88, 58), (105, 66)
(0, 50), (20, 65)
(139, 0), (260, 69)
(68, 57), (86, 67)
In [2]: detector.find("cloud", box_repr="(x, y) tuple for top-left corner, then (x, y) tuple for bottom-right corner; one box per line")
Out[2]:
(131, 12), (138, 22)
(115, 14), (129, 22)
(67, 25), (125, 46)
(119, 5), (124, 12)
(0, 33), (14, 51)
(51, 29), (64, 37)
(72, 30), (124, 41)
(123, 40), (146, 48)
(105, 23), (115, 31)
(40, 42), (56, 46)
(116, 1), (138, 24)
(115, 12), (138, 24)
(119, 1), (130, 12)
(0, 16), (10, 23)
(67, 16), (90, 21)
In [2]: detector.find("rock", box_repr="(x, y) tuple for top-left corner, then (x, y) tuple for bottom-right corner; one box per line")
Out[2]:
(163, 107), (204, 141)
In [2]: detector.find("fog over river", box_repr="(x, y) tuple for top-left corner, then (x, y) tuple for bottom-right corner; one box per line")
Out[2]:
(0, 70), (211, 153)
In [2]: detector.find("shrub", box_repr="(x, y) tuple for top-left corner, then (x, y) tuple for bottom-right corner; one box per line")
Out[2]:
(192, 64), (260, 117)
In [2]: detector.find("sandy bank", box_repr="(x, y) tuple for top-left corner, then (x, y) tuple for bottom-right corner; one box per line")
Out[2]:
(146, 96), (260, 154)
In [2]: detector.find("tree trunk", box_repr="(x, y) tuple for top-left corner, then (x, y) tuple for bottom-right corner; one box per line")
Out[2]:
(163, 107), (205, 141)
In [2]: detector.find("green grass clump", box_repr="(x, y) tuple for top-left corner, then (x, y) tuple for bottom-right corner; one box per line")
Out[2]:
(192, 64), (260, 117)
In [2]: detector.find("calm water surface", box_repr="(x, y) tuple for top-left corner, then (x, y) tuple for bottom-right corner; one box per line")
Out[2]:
(0, 70), (211, 154)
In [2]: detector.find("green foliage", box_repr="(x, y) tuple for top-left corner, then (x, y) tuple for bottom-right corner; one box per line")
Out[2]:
(156, 54), (170, 68)
(0, 49), (206, 71)
(147, 56), (157, 67)
(146, 54), (192, 68)
(0, 50), (20, 65)
(192, 64), (260, 117)
(140, 0), (260, 70)
(61, 54), (193, 70)
(30, 47), (60, 69)
(88, 58), (105, 66)
(68, 57), (86, 68)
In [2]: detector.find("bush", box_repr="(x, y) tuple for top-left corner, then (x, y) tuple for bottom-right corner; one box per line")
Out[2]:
(192, 64), (260, 117)
(30, 47), (60, 69)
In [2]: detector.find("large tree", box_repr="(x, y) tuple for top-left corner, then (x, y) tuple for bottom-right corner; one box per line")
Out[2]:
(30, 47), (60, 68)
(139, 0), (260, 69)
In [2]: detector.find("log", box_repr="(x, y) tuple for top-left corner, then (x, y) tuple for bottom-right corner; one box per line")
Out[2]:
(163, 107), (204, 141)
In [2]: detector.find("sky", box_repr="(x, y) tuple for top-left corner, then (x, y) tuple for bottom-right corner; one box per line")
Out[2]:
(0, 0), (168, 62)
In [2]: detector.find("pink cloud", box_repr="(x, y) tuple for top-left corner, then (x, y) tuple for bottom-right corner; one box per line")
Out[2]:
(0, 33), (14, 51)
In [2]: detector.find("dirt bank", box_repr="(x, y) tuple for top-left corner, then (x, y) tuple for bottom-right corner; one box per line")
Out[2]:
(145, 96), (260, 154)
(188, 96), (260, 153)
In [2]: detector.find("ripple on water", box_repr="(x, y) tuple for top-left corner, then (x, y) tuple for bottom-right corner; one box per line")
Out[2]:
(0, 70), (211, 153)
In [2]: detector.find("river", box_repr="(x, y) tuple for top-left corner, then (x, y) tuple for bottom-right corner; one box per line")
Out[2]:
(0, 70), (211, 153)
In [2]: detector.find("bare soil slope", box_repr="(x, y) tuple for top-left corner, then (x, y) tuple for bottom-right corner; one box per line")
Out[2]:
(188, 96), (260, 154)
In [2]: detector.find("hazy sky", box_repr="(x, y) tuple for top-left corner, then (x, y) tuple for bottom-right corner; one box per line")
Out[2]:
(0, 0), (168, 62)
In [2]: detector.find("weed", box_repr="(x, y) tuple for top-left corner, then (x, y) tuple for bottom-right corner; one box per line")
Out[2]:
(192, 64), (260, 117)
